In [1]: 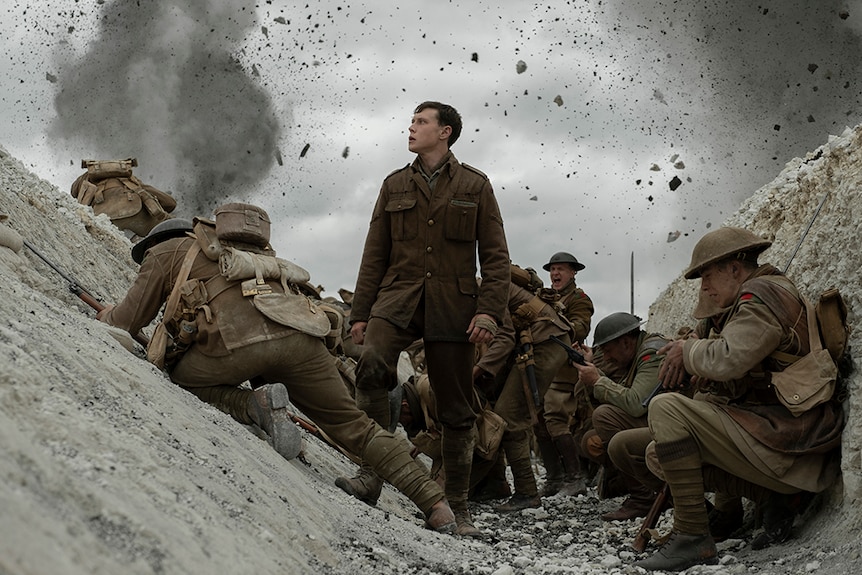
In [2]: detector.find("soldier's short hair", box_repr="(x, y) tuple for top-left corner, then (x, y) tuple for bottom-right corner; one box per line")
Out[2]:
(415, 101), (462, 147)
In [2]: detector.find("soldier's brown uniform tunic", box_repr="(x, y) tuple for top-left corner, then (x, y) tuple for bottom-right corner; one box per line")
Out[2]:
(542, 279), (594, 438)
(350, 151), (510, 428)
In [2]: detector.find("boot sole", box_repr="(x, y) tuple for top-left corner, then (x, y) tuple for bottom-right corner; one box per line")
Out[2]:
(265, 384), (303, 461)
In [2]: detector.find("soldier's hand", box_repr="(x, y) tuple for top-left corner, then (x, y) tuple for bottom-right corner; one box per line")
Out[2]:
(96, 304), (114, 322)
(658, 339), (687, 389)
(467, 313), (497, 344)
(574, 361), (600, 389)
(350, 321), (367, 345)
(573, 341), (594, 364)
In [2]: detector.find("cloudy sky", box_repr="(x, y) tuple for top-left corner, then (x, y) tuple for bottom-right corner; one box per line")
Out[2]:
(3, 0), (861, 337)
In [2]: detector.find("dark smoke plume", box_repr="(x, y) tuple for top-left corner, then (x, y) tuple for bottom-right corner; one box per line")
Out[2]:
(50, 0), (281, 215)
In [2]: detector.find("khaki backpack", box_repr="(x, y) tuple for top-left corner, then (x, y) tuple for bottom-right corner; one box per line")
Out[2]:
(71, 158), (177, 237)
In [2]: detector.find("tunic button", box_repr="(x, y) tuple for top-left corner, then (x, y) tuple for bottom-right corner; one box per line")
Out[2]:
(428, 219), (435, 226)
(426, 272), (432, 278)
(426, 246), (433, 253)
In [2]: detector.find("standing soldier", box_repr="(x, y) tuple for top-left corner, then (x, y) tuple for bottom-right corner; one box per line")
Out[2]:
(341, 101), (510, 538)
(473, 272), (575, 512)
(572, 312), (669, 520)
(540, 252), (595, 497)
(634, 227), (844, 571)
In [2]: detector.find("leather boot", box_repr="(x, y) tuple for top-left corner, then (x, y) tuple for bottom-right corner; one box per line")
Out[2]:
(334, 462), (384, 506)
(601, 492), (655, 521)
(470, 455), (512, 502)
(602, 467), (658, 521)
(496, 493), (542, 512)
(537, 438), (564, 497)
(708, 493), (744, 542)
(634, 531), (718, 571)
(553, 434), (587, 497)
(360, 429), (455, 533)
(335, 386), (390, 505)
(496, 430), (541, 513)
(247, 384), (303, 461)
(751, 491), (810, 550)
(442, 425), (483, 538)
(701, 465), (766, 543)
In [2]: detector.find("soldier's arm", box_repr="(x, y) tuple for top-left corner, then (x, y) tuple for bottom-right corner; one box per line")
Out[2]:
(350, 188), (392, 324)
(593, 352), (664, 418)
(474, 180), (510, 326)
(100, 257), (170, 335)
(683, 296), (783, 381)
(566, 291), (594, 343)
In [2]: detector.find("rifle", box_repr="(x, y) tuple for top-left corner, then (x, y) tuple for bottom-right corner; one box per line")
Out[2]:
(548, 335), (587, 366)
(515, 330), (541, 425)
(23, 240), (150, 347)
(632, 483), (671, 552)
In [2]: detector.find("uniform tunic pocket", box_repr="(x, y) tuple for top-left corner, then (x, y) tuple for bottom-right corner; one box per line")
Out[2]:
(445, 198), (478, 241)
(385, 192), (418, 241)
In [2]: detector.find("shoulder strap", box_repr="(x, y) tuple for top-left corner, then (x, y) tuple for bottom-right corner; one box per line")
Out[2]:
(770, 297), (821, 364)
(162, 243), (202, 327)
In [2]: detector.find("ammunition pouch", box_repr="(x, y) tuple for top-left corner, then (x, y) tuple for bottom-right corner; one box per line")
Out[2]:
(511, 295), (546, 333)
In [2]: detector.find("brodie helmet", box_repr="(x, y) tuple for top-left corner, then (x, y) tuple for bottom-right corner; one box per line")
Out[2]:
(684, 227), (772, 279)
(542, 251), (585, 272)
(592, 312), (645, 347)
(131, 218), (193, 264)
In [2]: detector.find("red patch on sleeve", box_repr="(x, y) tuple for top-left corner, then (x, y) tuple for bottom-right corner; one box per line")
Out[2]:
(640, 354), (652, 362)
(740, 293), (755, 301)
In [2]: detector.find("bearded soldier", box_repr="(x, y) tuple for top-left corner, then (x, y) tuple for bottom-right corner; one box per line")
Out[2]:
(634, 227), (844, 571)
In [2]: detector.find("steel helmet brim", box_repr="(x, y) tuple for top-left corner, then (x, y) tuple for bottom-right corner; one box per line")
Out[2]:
(131, 218), (194, 264)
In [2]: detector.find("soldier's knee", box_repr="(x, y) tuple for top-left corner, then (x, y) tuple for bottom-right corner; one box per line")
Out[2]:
(356, 348), (397, 391)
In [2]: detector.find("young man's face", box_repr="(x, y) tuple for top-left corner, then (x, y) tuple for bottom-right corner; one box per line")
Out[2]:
(549, 263), (576, 290)
(408, 108), (450, 155)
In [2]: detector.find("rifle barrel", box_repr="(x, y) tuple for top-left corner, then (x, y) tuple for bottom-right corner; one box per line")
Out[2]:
(23, 239), (150, 348)
(23, 240), (80, 287)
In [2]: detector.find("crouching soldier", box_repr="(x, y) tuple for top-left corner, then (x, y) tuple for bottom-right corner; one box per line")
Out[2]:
(634, 227), (844, 571)
(399, 375), (503, 495)
(98, 204), (456, 533)
(572, 312), (670, 521)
